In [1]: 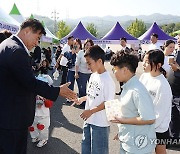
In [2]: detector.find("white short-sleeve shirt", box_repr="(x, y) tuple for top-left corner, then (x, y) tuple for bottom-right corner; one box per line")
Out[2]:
(85, 71), (115, 127)
(60, 44), (70, 66)
(139, 73), (172, 133)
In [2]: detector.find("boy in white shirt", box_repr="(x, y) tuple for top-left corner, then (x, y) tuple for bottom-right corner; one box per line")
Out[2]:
(74, 45), (115, 154)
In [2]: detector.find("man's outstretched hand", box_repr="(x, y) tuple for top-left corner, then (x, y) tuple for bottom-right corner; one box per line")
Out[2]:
(59, 82), (77, 100)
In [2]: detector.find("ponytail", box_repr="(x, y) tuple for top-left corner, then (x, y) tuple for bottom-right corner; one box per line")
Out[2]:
(159, 67), (166, 77)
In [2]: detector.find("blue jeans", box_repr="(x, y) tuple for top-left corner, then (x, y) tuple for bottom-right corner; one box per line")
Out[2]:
(81, 123), (110, 154)
(67, 70), (75, 91)
(76, 72), (91, 97)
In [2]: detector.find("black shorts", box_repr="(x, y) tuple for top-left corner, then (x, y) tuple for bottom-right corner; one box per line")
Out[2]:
(156, 130), (170, 145)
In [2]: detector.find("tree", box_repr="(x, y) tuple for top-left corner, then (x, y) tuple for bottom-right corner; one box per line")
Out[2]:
(161, 22), (180, 36)
(86, 23), (98, 37)
(127, 18), (147, 38)
(56, 20), (71, 39)
(161, 23), (175, 34)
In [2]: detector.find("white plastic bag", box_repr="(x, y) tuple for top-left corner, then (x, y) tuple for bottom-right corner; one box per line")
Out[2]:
(53, 69), (59, 80)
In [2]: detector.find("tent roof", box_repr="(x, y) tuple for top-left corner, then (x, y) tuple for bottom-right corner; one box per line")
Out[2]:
(101, 22), (138, 40)
(0, 7), (20, 26)
(41, 21), (59, 42)
(45, 26), (59, 40)
(0, 7), (19, 34)
(9, 3), (21, 15)
(61, 21), (97, 41)
(138, 22), (176, 40)
(9, 3), (25, 24)
(10, 14), (25, 24)
(29, 14), (34, 19)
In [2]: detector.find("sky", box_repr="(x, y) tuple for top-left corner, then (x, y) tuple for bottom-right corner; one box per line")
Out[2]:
(0, 0), (180, 19)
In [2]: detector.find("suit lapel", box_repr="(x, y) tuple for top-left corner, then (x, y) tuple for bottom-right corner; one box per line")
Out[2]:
(11, 35), (26, 50)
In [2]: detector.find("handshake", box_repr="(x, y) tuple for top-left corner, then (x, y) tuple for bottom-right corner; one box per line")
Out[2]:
(71, 96), (87, 106)
(59, 82), (86, 105)
(59, 82), (77, 100)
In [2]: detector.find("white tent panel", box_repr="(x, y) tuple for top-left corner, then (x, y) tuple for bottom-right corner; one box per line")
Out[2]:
(0, 7), (20, 33)
(10, 14), (25, 24)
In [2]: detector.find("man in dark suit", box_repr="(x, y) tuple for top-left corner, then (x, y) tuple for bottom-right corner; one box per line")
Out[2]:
(116, 37), (130, 95)
(0, 19), (77, 154)
(120, 37), (130, 53)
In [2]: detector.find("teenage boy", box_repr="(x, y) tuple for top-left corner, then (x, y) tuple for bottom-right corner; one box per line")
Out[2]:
(74, 45), (115, 154)
(110, 51), (156, 154)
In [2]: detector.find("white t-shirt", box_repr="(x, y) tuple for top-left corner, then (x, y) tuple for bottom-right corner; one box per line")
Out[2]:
(60, 44), (71, 66)
(106, 48), (111, 54)
(139, 73), (172, 133)
(85, 71), (115, 127)
(75, 50), (91, 74)
(162, 56), (171, 76)
(149, 42), (162, 50)
(35, 74), (53, 117)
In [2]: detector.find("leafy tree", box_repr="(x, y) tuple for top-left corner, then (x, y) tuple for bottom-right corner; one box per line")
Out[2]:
(86, 23), (98, 37)
(127, 18), (147, 38)
(174, 23), (180, 31)
(56, 20), (71, 39)
(161, 22), (180, 36)
(161, 23), (175, 34)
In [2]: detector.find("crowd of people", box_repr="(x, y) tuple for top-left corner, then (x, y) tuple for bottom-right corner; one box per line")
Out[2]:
(0, 18), (179, 154)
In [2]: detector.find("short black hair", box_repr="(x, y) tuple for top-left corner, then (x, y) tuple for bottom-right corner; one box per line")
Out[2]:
(67, 35), (74, 40)
(120, 37), (127, 42)
(110, 51), (139, 73)
(2, 30), (12, 38)
(84, 45), (105, 64)
(20, 18), (46, 35)
(151, 33), (158, 38)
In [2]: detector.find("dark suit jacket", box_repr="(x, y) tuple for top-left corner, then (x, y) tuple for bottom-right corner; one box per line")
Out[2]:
(122, 46), (131, 54)
(0, 36), (59, 130)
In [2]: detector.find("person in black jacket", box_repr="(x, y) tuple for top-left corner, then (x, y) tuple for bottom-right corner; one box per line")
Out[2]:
(168, 37), (180, 145)
(0, 30), (12, 44)
(33, 41), (42, 63)
(0, 18), (77, 154)
(116, 38), (130, 95)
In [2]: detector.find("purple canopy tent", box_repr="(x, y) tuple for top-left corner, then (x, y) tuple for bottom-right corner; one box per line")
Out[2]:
(60, 21), (97, 44)
(100, 22), (139, 44)
(138, 22), (176, 43)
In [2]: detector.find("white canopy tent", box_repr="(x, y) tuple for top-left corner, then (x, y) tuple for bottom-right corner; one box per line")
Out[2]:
(9, 3), (25, 24)
(41, 21), (59, 43)
(0, 7), (20, 34)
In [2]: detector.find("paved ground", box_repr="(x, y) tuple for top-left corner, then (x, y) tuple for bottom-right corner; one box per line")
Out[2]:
(27, 62), (180, 154)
